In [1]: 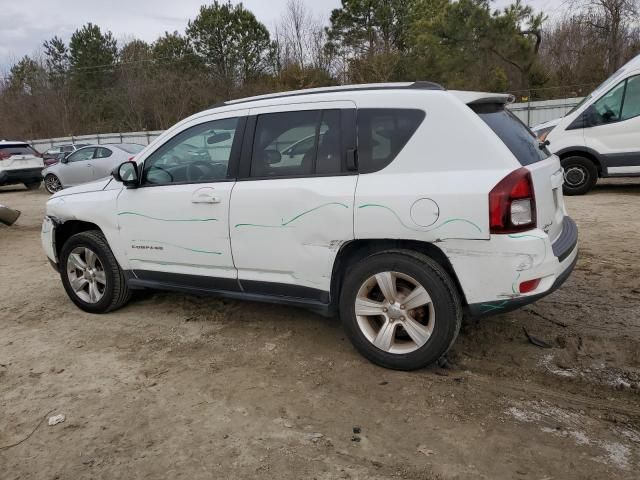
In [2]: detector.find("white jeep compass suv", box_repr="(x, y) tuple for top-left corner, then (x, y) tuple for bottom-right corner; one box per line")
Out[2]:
(42, 83), (578, 370)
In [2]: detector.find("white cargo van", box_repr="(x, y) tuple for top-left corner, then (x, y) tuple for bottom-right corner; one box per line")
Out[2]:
(534, 54), (640, 195)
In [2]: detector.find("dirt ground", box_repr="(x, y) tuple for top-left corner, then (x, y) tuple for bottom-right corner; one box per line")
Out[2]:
(1, 179), (639, 480)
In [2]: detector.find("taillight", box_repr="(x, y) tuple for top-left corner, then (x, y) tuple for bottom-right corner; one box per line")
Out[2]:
(489, 167), (536, 234)
(0, 152), (10, 160)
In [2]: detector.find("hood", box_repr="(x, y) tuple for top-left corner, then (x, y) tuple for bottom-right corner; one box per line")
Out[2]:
(532, 117), (561, 133)
(50, 178), (113, 199)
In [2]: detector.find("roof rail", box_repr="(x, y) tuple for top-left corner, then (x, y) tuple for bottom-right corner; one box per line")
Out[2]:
(208, 81), (445, 109)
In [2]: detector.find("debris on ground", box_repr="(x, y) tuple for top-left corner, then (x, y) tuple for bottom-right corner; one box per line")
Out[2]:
(523, 327), (553, 349)
(417, 445), (435, 456)
(0, 204), (21, 226)
(47, 414), (65, 426)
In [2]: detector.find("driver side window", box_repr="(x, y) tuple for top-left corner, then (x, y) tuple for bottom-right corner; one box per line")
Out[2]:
(143, 117), (240, 185)
(592, 79), (627, 125)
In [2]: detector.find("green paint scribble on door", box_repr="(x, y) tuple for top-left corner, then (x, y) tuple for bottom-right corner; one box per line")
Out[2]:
(235, 202), (349, 228)
(118, 211), (218, 222)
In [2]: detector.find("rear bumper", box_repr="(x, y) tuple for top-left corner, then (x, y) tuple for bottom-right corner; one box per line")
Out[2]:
(466, 216), (578, 317)
(467, 250), (577, 317)
(0, 168), (43, 185)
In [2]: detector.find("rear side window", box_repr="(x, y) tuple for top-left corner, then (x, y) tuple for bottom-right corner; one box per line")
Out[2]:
(250, 109), (343, 178)
(357, 109), (425, 173)
(471, 104), (549, 166)
(0, 144), (38, 156)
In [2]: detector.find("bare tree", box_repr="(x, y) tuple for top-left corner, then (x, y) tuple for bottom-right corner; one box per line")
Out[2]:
(574, 0), (640, 73)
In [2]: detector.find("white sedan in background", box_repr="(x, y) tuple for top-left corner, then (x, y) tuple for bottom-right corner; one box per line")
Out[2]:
(43, 143), (144, 193)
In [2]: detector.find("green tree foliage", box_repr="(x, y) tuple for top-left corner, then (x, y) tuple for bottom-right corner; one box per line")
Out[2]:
(152, 31), (204, 73)
(186, 1), (274, 86)
(69, 23), (118, 92)
(7, 56), (46, 94)
(43, 36), (70, 85)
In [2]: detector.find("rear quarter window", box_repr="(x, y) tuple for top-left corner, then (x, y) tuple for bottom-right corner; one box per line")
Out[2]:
(357, 109), (425, 173)
(470, 104), (550, 166)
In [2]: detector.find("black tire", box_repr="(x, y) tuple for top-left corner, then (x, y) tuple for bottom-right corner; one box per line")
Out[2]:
(339, 250), (462, 371)
(24, 181), (41, 190)
(59, 230), (131, 313)
(44, 174), (63, 194)
(561, 156), (598, 196)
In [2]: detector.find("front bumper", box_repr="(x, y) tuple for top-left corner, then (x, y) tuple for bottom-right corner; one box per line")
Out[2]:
(42, 216), (58, 268)
(0, 167), (43, 185)
(466, 216), (579, 317)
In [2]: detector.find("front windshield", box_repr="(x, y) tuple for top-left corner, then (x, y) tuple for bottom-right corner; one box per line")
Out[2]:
(566, 67), (626, 115)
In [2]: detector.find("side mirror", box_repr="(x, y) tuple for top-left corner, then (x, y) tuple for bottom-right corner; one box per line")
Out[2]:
(264, 149), (282, 165)
(112, 161), (139, 188)
(61, 155), (69, 164)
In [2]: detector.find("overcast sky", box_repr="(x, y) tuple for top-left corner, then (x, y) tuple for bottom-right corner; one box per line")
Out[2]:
(0, 0), (568, 72)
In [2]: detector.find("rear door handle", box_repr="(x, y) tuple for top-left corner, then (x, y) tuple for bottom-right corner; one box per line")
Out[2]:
(192, 191), (221, 204)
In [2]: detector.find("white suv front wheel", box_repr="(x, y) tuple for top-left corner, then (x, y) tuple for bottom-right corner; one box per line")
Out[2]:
(339, 250), (462, 370)
(60, 230), (132, 313)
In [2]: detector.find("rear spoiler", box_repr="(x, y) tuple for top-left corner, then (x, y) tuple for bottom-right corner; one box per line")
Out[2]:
(449, 90), (515, 105)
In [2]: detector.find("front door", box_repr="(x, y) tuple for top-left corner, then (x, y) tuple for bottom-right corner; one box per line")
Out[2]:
(62, 147), (96, 186)
(586, 74), (640, 174)
(116, 112), (247, 288)
(230, 102), (357, 301)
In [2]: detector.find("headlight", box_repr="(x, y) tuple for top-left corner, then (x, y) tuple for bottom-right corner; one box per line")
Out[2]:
(535, 126), (555, 142)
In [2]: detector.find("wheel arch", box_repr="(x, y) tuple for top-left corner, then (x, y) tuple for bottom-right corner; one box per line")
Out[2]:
(54, 220), (103, 260)
(330, 239), (467, 311)
(557, 147), (603, 176)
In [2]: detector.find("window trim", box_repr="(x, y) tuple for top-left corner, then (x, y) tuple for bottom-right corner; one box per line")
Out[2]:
(137, 116), (247, 188)
(238, 108), (357, 181)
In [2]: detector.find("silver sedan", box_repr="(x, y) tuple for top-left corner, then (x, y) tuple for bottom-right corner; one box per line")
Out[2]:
(43, 143), (144, 194)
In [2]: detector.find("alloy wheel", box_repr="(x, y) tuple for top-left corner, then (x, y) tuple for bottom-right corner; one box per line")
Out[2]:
(66, 247), (106, 304)
(45, 175), (62, 193)
(354, 271), (435, 354)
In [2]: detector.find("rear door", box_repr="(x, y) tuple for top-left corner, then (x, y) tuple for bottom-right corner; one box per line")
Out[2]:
(472, 104), (565, 242)
(229, 102), (357, 298)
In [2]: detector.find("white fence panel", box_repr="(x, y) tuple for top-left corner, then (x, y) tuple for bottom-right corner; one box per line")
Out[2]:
(30, 131), (164, 153)
(508, 97), (583, 127)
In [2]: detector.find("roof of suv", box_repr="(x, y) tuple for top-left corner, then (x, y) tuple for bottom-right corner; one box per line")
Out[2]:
(214, 81), (444, 108)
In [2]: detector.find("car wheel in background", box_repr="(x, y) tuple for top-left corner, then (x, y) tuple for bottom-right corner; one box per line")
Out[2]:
(561, 156), (598, 196)
(59, 230), (132, 313)
(339, 250), (462, 371)
(44, 174), (63, 194)
(24, 181), (41, 190)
